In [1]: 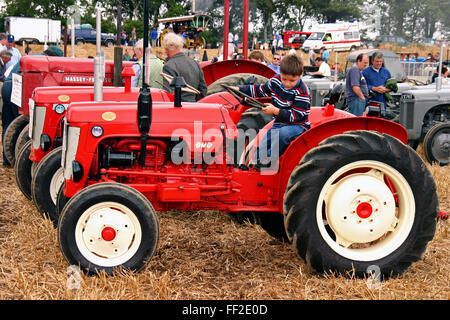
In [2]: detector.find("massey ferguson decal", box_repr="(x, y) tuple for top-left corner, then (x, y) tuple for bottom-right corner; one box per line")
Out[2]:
(62, 75), (114, 85)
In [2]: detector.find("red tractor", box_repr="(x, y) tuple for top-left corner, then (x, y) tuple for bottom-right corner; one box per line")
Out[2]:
(14, 59), (275, 224)
(54, 80), (438, 279)
(3, 55), (135, 165)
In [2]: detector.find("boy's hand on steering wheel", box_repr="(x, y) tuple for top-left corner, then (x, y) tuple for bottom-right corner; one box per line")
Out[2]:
(262, 103), (280, 115)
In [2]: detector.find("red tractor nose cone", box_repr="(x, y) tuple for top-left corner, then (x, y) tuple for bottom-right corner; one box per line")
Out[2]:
(101, 227), (116, 241)
(356, 202), (373, 219)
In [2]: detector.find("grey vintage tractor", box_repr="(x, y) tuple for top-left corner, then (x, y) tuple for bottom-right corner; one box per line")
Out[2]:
(399, 83), (450, 165)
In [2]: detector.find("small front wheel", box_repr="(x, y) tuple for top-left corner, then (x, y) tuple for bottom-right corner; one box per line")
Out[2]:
(58, 182), (159, 275)
(31, 147), (64, 225)
(423, 122), (449, 166)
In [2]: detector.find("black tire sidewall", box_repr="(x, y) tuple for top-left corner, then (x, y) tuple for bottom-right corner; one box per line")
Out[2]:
(14, 124), (30, 161)
(3, 115), (29, 165)
(14, 140), (33, 200)
(423, 122), (449, 166)
(32, 147), (63, 223)
(58, 183), (159, 275)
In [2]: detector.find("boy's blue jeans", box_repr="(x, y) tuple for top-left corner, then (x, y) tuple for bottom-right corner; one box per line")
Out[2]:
(257, 123), (306, 165)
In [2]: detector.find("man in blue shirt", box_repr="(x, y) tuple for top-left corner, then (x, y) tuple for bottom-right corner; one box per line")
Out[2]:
(321, 47), (330, 64)
(362, 51), (392, 111)
(267, 53), (281, 74)
(151, 28), (158, 48)
(2, 35), (21, 70)
(345, 53), (369, 116)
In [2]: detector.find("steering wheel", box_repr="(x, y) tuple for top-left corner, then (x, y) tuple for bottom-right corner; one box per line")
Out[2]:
(160, 73), (201, 95)
(220, 84), (266, 109)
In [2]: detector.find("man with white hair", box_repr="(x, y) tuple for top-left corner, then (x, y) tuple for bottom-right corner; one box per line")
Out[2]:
(0, 50), (12, 82)
(131, 38), (163, 89)
(162, 32), (207, 101)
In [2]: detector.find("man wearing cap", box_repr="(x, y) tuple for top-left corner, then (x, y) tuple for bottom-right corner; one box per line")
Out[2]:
(2, 35), (21, 70)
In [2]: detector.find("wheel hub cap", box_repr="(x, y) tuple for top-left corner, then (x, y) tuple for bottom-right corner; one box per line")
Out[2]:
(101, 227), (116, 241)
(80, 207), (136, 260)
(325, 173), (397, 245)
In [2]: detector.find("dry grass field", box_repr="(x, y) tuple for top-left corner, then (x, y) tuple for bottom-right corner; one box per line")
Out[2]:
(0, 138), (448, 300)
(0, 43), (448, 301)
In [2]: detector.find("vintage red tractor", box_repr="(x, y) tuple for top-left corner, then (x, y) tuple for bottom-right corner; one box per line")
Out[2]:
(14, 59), (275, 224)
(54, 80), (438, 279)
(3, 55), (135, 165)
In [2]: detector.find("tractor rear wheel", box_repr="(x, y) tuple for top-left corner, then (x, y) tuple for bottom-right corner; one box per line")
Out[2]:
(58, 182), (159, 275)
(31, 146), (64, 225)
(14, 140), (33, 200)
(284, 130), (438, 279)
(422, 122), (449, 166)
(3, 115), (29, 165)
(14, 124), (30, 161)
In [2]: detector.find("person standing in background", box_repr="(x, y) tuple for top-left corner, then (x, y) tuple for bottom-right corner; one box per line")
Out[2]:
(2, 35), (21, 70)
(345, 53), (369, 116)
(362, 51), (392, 111)
(162, 32), (207, 102)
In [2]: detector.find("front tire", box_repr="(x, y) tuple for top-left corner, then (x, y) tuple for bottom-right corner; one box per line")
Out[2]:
(14, 140), (33, 200)
(284, 131), (438, 279)
(422, 122), (449, 166)
(58, 183), (159, 275)
(14, 124), (30, 161)
(31, 147), (64, 225)
(3, 115), (29, 165)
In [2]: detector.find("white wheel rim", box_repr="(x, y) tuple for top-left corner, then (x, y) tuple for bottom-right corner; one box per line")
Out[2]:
(75, 202), (142, 267)
(316, 160), (415, 261)
(50, 168), (65, 205)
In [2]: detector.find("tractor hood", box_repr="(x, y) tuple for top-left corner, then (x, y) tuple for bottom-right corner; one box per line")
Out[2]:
(65, 101), (239, 140)
(32, 87), (173, 105)
(401, 85), (450, 101)
(21, 55), (134, 74)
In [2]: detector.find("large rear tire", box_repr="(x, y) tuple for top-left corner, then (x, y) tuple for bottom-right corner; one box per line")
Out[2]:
(284, 131), (438, 279)
(58, 183), (159, 275)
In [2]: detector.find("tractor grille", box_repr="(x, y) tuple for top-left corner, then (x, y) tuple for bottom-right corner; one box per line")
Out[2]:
(400, 99), (415, 130)
(31, 106), (47, 150)
(405, 102), (415, 129)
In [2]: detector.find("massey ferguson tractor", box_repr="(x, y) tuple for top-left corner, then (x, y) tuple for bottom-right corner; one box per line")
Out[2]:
(3, 55), (135, 165)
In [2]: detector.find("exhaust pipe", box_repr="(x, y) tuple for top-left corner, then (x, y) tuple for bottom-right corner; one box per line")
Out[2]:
(436, 42), (445, 92)
(137, 0), (153, 166)
(94, 7), (104, 102)
(71, 17), (75, 58)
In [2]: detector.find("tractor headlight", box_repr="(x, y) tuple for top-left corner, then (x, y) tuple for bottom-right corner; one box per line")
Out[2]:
(53, 104), (67, 115)
(91, 125), (104, 138)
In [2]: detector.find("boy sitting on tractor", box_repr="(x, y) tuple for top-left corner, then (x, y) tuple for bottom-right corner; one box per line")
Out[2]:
(235, 54), (311, 168)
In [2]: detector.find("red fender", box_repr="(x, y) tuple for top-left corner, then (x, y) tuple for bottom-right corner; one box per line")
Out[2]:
(276, 116), (408, 204)
(201, 59), (276, 86)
